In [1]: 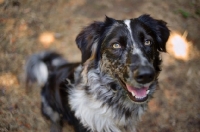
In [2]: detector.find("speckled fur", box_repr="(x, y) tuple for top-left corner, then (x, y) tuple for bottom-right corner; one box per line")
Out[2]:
(25, 15), (170, 132)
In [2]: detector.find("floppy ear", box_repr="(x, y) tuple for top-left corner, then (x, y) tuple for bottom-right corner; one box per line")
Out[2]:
(76, 16), (116, 64)
(137, 14), (170, 52)
(75, 21), (104, 64)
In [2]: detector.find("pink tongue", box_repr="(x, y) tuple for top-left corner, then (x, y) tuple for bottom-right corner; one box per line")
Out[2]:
(126, 85), (148, 97)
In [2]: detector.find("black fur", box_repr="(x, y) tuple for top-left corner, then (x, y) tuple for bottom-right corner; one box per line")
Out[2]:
(25, 14), (170, 132)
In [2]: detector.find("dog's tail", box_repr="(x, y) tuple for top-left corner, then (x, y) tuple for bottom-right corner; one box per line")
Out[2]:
(25, 51), (67, 89)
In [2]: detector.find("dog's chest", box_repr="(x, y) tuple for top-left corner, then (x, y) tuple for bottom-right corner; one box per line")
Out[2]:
(69, 86), (143, 132)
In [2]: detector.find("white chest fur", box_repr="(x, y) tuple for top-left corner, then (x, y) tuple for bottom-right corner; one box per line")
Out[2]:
(69, 69), (146, 132)
(69, 87), (143, 132)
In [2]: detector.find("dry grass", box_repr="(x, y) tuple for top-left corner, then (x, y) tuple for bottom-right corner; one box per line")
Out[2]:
(0, 0), (200, 131)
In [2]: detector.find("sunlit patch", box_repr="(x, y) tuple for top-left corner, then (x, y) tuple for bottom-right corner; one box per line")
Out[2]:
(0, 73), (18, 87)
(39, 32), (55, 48)
(0, 0), (5, 5)
(166, 31), (192, 61)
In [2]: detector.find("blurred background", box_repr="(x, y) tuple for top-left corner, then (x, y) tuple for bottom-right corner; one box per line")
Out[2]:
(0, 0), (200, 131)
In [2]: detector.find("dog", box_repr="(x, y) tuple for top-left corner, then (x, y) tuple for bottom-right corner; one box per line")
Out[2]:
(25, 14), (170, 132)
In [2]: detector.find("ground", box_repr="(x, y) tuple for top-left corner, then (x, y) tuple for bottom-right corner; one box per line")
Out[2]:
(0, 0), (200, 132)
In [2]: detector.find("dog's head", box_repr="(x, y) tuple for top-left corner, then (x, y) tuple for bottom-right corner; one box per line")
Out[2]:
(76, 14), (170, 104)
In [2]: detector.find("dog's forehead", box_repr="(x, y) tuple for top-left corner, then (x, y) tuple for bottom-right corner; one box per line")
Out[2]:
(121, 19), (149, 65)
(110, 19), (144, 47)
(123, 19), (135, 45)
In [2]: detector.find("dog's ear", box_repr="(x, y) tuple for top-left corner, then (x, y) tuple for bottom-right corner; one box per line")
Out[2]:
(76, 21), (104, 64)
(76, 16), (116, 64)
(104, 15), (116, 26)
(137, 14), (170, 52)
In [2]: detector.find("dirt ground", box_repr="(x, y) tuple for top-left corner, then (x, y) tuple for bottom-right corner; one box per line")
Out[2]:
(0, 0), (200, 132)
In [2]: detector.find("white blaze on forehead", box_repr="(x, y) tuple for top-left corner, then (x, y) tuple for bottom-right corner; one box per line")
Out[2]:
(124, 19), (134, 44)
(124, 19), (147, 65)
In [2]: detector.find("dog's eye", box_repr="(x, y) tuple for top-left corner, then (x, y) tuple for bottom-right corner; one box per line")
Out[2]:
(144, 40), (152, 46)
(112, 43), (121, 49)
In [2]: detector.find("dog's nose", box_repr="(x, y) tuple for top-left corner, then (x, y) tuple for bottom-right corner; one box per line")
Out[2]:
(134, 66), (155, 84)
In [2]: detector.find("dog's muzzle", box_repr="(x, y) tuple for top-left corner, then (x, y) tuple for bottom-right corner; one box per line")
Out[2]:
(117, 65), (155, 103)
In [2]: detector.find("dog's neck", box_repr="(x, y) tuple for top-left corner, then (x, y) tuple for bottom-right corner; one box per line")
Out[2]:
(69, 65), (147, 132)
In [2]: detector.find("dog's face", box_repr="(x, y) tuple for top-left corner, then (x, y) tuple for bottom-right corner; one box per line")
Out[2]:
(76, 15), (170, 104)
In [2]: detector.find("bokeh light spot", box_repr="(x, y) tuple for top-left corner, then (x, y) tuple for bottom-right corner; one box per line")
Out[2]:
(39, 32), (55, 48)
(167, 31), (191, 61)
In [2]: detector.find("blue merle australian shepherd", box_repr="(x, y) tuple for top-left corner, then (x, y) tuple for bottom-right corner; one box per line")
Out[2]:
(25, 14), (170, 132)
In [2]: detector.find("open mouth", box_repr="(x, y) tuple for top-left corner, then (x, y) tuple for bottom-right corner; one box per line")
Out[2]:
(126, 85), (149, 103)
(117, 78), (150, 103)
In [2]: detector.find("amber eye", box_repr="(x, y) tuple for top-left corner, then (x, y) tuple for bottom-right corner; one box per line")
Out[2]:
(144, 40), (152, 46)
(112, 43), (121, 49)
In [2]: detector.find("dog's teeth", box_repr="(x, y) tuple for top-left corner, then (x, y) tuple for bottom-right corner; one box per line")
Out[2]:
(131, 92), (135, 97)
(135, 96), (144, 99)
(146, 90), (150, 94)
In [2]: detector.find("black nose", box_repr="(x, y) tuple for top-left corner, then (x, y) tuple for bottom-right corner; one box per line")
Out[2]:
(134, 66), (155, 84)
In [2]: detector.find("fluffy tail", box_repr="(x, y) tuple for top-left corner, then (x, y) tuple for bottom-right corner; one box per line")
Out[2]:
(25, 51), (67, 89)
